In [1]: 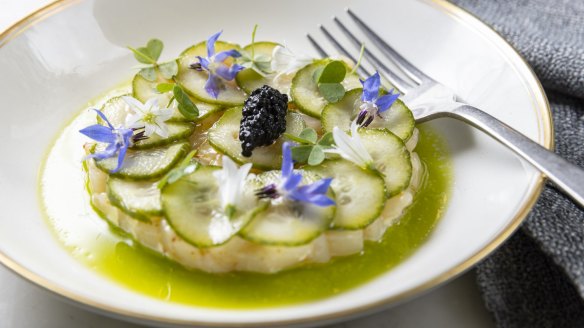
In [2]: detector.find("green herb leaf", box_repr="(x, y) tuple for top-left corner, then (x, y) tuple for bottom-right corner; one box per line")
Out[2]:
(156, 82), (175, 93)
(308, 145), (325, 166)
(299, 128), (318, 144)
(146, 39), (163, 61)
(291, 145), (314, 163)
(318, 132), (335, 147)
(139, 67), (157, 81)
(173, 85), (199, 120)
(158, 61), (178, 79)
(318, 83), (346, 103)
(316, 60), (346, 83)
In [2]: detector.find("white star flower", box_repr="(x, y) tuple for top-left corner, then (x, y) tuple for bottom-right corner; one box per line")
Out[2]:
(122, 96), (173, 138)
(328, 120), (374, 170)
(213, 156), (253, 212)
(271, 45), (313, 92)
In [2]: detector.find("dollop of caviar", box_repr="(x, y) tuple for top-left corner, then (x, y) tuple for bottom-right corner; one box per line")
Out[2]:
(239, 85), (288, 157)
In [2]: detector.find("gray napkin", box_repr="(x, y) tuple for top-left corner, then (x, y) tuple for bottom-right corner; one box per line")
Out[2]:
(447, 0), (584, 326)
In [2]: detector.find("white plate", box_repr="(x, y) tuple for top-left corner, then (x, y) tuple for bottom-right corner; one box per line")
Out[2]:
(0, 0), (551, 327)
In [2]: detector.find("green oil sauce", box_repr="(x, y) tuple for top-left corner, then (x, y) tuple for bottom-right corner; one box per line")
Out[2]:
(91, 127), (449, 309)
(40, 109), (450, 309)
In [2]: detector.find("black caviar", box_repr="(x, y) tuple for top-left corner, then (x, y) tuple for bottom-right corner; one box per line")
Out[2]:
(239, 85), (288, 157)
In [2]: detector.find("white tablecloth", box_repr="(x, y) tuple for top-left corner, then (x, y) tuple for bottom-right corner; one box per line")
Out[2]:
(0, 1), (494, 326)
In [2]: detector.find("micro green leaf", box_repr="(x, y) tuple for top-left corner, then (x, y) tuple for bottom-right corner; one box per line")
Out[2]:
(283, 133), (313, 144)
(308, 145), (325, 166)
(316, 60), (346, 83)
(156, 82), (175, 93)
(299, 128), (318, 144)
(173, 85), (199, 120)
(318, 132), (334, 147)
(138, 67), (157, 81)
(146, 39), (163, 61)
(318, 83), (346, 103)
(158, 61), (178, 79)
(291, 145), (313, 163)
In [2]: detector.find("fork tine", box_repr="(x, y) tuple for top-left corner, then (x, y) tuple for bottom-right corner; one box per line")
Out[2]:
(317, 25), (371, 77)
(333, 16), (413, 93)
(307, 34), (330, 58)
(347, 8), (433, 84)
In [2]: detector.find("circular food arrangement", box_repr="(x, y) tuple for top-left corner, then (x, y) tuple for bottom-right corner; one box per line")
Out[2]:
(41, 28), (450, 305)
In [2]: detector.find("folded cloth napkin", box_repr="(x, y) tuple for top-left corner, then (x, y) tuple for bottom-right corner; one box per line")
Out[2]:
(447, 0), (584, 327)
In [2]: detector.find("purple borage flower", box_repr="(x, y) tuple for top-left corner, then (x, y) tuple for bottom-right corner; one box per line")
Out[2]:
(79, 109), (147, 173)
(190, 31), (245, 99)
(255, 142), (335, 207)
(356, 72), (400, 127)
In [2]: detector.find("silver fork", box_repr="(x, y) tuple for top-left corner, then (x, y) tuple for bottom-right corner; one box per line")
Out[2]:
(309, 9), (584, 208)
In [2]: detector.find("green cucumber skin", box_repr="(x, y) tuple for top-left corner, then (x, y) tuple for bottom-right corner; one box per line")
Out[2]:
(360, 128), (413, 197)
(106, 183), (158, 223)
(321, 88), (415, 141)
(305, 159), (386, 230)
(161, 166), (265, 248)
(239, 171), (336, 246)
(131, 73), (225, 123)
(290, 59), (361, 118)
(132, 123), (195, 150)
(235, 42), (281, 94)
(94, 142), (190, 181)
(176, 41), (246, 106)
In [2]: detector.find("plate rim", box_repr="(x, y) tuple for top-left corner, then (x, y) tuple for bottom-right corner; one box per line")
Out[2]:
(0, 0), (553, 326)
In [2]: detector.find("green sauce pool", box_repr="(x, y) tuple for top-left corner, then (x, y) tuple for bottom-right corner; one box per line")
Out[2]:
(40, 103), (451, 309)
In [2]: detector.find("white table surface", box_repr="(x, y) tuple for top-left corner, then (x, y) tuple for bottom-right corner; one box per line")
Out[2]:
(0, 1), (495, 327)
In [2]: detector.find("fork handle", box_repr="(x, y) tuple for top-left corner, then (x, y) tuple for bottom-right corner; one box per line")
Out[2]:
(448, 105), (584, 207)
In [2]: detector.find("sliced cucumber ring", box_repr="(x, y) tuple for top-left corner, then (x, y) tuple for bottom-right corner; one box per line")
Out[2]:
(97, 95), (195, 150)
(132, 123), (194, 150)
(207, 107), (305, 169)
(321, 88), (415, 141)
(360, 129), (412, 197)
(132, 73), (223, 122)
(107, 177), (162, 222)
(235, 41), (280, 94)
(240, 170), (335, 246)
(94, 142), (189, 180)
(290, 59), (361, 118)
(175, 41), (246, 106)
(305, 159), (386, 230)
(161, 166), (260, 247)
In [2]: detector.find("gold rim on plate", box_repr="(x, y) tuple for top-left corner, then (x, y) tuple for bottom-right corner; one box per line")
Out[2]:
(0, 0), (553, 326)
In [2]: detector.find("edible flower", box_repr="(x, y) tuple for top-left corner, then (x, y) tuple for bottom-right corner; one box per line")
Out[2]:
(122, 96), (173, 138)
(328, 121), (374, 170)
(213, 156), (253, 215)
(271, 45), (313, 83)
(356, 72), (400, 127)
(256, 142), (335, 207)
(79, 109), (147, 173)
(190, 31), (244, 99)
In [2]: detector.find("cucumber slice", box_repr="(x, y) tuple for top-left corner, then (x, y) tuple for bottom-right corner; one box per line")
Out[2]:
(132, 123), (194, 150)
(235, 42), (280, 94)
(97, 95), (195, 150)
(161, 166), (260, 247)
(321, 88), (415, 141)
(305, 160), (386, 229)
(240, 170), (335, 246)
(360, 129), (412, 197)
(207, 107), (305, 169)
(107, 177), (162, 222)
(132, 73), (223, 122)
(175, 41), (247, 106)
(94, 142), (189, 180)
(290, 59), (361, 118)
